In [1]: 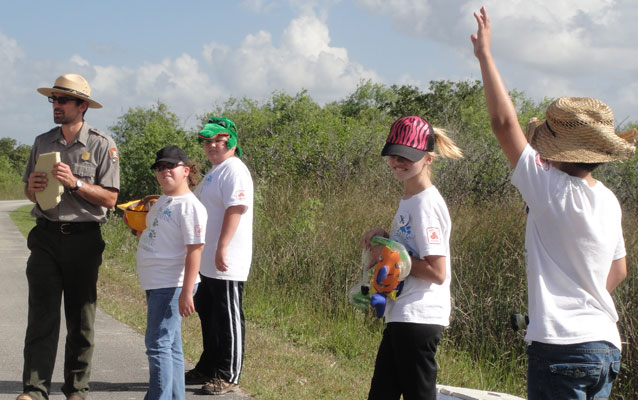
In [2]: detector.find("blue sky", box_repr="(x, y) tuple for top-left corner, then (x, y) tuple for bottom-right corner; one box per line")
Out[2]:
(2, 0), (637, 145)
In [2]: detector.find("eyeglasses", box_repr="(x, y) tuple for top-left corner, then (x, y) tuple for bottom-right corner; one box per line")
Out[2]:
(203, 138), (228, 147)
(153, 162), (185, 172)
(48, 95), (78, 105)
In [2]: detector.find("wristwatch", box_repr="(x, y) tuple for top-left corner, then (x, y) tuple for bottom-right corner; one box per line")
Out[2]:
(71, 179), (84, 192)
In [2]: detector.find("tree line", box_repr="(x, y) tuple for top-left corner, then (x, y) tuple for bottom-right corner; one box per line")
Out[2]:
(2, 79), (637, 208)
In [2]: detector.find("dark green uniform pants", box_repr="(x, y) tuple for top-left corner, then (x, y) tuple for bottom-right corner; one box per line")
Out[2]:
(22, 220), (104, 400)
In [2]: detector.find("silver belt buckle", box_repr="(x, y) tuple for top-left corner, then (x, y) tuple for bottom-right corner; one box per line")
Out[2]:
(60, 223), (73, 235)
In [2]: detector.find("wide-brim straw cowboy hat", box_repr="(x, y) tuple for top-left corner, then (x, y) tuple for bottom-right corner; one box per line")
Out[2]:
(526, 97), (636, 163)
(37, 73), (102, 109)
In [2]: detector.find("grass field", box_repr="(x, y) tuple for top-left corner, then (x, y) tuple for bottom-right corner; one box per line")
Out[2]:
(9, 201), (529, 399)
(9, 187), (638, 399)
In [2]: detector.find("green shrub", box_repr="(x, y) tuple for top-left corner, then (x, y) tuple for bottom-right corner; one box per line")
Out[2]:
(0, 138), (30, 200)
(93, 80), (638, 398)
(0, 154), (25, 199)
(109, 102), (206, 202)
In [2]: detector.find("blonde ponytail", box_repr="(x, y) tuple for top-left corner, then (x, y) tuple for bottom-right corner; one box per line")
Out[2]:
(432, 127), (463, 159)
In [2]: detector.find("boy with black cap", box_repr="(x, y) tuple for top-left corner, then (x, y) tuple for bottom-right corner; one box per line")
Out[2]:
(132, 145), (207, 400)
(472, 7), (636, 399)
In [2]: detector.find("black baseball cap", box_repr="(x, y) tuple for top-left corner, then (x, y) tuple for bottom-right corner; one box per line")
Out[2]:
(150, 145), (188, 170)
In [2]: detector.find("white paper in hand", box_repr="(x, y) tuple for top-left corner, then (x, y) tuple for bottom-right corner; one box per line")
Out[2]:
(34, 152), (64, 210)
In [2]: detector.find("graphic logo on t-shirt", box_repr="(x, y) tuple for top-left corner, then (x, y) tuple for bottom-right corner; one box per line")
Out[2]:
(159, 209), (172, 222)
(392, 213), (411, 241)
(235, 189), (246, 201)
(393, 224), (412, 246)
(534, 153), (550, 171)
(194, 224), (203, 237)
(426, 227), (441, 244)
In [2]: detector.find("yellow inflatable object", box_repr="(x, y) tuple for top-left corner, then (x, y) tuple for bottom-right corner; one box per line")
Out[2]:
(116, 195), (160, 232)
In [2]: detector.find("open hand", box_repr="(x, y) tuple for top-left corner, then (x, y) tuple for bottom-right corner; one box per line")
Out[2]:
(470, 6), (491, 59)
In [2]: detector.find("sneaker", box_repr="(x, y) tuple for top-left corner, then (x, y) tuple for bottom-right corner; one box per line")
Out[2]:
(185, 368), (212, 385)
(200, 377), (238, 395)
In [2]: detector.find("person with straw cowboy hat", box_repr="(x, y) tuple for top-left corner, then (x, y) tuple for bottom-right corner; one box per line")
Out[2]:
(472, 7), (636, 400)
(19, 74), (120, 400)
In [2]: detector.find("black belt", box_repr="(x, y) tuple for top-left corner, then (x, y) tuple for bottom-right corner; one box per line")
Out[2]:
(36, 218), (100, 235)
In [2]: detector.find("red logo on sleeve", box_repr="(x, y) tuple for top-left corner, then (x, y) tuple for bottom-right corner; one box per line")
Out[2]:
(426, 227), (441, 244)
(534, 153), (550, 171)
(194, 224), (203, 237)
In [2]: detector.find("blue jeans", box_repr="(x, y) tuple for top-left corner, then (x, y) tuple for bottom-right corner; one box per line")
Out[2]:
(527, 341), (621, 400)
(145, 287), (185, 400)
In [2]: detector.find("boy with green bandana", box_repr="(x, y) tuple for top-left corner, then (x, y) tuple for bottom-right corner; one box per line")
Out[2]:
(185, 117), (253, 396)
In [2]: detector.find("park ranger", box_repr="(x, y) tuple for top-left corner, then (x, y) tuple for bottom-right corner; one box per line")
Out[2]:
(18, 74), (120, 400)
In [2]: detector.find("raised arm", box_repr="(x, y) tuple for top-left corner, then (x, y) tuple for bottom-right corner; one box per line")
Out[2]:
(471, 7), (527, 168)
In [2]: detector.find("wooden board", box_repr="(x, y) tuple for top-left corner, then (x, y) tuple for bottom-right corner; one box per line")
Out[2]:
(34, 152), (64, 210)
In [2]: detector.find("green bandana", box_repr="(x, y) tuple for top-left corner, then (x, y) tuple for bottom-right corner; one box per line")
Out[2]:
(198, 116), (243, 157)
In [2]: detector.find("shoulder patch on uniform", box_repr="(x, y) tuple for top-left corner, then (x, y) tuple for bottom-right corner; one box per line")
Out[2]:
(109, 147), (119, 162)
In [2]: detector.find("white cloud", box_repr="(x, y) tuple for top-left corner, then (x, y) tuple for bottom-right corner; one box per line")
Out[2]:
(202, 13), (380, 103)
(70, 55), (89, 67)
(355, 0), (638, 124)
(0, 32), (224, 143)
(355, 0), (638, 74)
(91, 54), (223, 128)
(0, 32), (29, 115)
(0, 31), (24, 65)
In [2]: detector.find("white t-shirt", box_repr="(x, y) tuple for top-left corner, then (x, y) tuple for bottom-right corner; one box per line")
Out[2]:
(384, 186), (452, 326)
(512, 145), (625, 349)
(196, 157), (254, 281)
(136, 192), (207, 291)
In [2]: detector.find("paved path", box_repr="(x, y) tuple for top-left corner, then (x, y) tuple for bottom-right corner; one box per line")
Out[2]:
(0, 200), (250, 400)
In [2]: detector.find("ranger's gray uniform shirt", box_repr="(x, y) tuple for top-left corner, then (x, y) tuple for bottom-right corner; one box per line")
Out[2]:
(23, 123), (120, 223)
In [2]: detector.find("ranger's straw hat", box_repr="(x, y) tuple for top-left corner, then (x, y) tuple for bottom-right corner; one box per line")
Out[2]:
(37, 73), (102, 108)
(526, 97), (636, 163)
